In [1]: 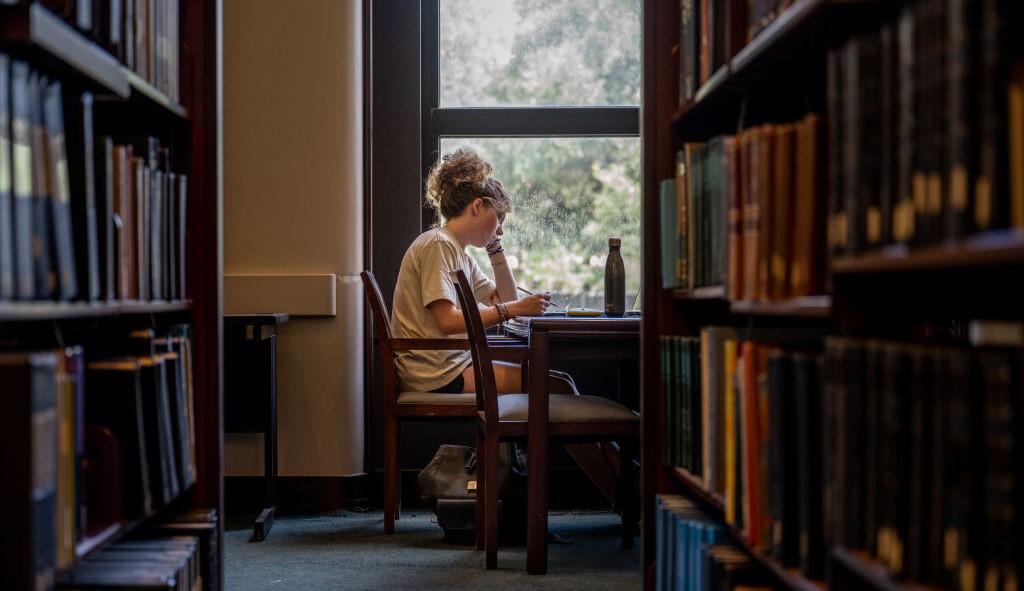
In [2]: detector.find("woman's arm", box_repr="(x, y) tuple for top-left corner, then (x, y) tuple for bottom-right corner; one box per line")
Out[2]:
(428, 294), (550, 335)
(486, 238), (517, 304)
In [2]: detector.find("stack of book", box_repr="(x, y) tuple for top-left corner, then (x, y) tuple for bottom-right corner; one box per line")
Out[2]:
(660, 114), (826, 299)
(41, 0), (181, 102)
(0, 324), (198, 589)
(823, 328), (1023, 589)
(0, 54), (188, 304)
(827, 0), (1024, 255)
(678, 0), (800, 104)
(59, 536), (199, 590)
(656, 495), (776, 591)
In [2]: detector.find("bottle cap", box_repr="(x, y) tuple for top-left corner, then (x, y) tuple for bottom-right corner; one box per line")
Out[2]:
(608, 237), (621, 247)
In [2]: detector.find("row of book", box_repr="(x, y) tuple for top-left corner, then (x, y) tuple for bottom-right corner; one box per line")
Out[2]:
(660, 114), (826, 300)
(827, 0), (1024, 254)
(678, 0), (797, 104)
(59, 507), (219, 590)
(656, 495), (774, 591)
(40, 0), (182, 103)
(0, 54), (188, 303)
(0, 325), (197, 590)
(823, 334), (1022, 589)
(661, 323), (1023, 586)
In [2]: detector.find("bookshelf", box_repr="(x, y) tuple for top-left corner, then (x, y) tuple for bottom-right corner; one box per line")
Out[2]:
(0, 0), (222, 589)
(644, 0), (1024, 590)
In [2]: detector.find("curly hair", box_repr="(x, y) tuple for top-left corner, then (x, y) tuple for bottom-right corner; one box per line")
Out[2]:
(425, 148), (511, 223)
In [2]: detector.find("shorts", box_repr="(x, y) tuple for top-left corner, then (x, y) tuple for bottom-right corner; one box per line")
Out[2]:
(429, 372), (465, 393)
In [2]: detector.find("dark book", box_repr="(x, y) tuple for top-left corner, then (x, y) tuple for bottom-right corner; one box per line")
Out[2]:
(680, 0), (699, 103)
(96, 135), (115, 300)
(151, 168), (163, 299)
(149, 510), (219, 591)
(0, 54), (12, 300)
(944, 0), (974, 239)
(769, 124), (794, 300)
(827, 47), (846, 256)
(878, 21), (896, 248)
(133, 157), (149, 299)
(791, 114), (824, 297)
(905, 346), (933, 581)
(165, 172), (175, 300)
(11, 61), (35, 299)
(138, 354), (179, 506)
(28, 72), (55, 299)
(174, 174), (186, 299)
(973, 0), (1010, 232)
(767, 350), (799, 566)
(86, 358), (152, 518)
(0, 351), (59, 591)
(794, 352), (824, 579)
(84, 424), (123, 532)
(894, 5), (916, 244)
(43, 80), (77, 300)
(65, 90), (100, 301)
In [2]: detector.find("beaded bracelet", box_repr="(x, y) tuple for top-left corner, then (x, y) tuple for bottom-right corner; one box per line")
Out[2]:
(495, 302), (509, 324)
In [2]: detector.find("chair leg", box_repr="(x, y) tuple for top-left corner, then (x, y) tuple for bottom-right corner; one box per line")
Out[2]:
(384, 416), (399, 534)
(485, 432), (500, 569)
(619, 438), (635, 549)
(475, 425), (484, 551)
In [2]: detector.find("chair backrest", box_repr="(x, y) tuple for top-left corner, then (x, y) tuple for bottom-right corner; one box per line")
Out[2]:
(360, 270), (403, 404)
(361, 270), (393, 342)
(452, 269), (499, 422)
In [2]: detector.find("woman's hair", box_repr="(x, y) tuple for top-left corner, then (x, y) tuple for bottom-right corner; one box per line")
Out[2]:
(425, 149), (511, 223)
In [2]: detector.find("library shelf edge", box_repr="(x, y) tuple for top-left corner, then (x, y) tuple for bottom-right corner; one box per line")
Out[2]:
(830, 547), (942, 591)
(0, 300), (193, 322)
(668, 467), (824, 591)
(728, 295), (833, 318)
(0, 2), (129, 97)
(670, 285), (726, 300)
(124, 67), (190, 120)
(832, 229), (1024, 274)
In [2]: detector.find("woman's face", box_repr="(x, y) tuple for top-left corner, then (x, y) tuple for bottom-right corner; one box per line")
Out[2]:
(470, 198), (504, 248)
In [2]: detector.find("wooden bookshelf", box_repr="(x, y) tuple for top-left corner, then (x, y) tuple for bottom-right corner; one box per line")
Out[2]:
(832, 229), (1024, 274)
(0, 300), (192, 322)
(643, 0), (1024, 589)
(0, 3), (129, 96)
(0, 0), (222, 586)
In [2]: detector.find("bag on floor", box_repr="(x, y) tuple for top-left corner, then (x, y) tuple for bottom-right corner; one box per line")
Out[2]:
(418, 443), (524, 543)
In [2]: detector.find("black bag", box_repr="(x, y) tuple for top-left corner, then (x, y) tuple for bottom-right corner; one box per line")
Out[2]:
(418, 443), (525, 543)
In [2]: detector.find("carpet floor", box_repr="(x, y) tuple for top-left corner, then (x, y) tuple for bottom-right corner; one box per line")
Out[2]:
(225, 509), (641, 590)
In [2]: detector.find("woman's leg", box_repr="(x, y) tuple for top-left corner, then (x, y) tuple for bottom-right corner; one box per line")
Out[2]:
(461, 362), (578, 394)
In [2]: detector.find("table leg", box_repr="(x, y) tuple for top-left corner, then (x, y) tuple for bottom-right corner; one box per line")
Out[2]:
(527, 331), (549, 575)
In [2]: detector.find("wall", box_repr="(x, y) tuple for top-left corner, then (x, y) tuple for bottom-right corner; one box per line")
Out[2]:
(223, 0), (364, 476)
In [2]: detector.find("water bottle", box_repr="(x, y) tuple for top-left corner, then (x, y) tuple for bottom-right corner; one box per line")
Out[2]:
(604, 237), (625, 317)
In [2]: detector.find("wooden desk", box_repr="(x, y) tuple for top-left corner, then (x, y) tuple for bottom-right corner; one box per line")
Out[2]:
(224, 313), (289, 541)
(513, 316), (642, 574)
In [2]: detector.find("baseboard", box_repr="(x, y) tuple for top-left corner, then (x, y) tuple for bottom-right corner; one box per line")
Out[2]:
(225, 474), (372, 517)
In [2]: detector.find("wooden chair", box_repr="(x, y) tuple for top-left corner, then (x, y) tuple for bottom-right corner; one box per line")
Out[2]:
(452, 269), (639, 570)
(360, 270), (526, 534)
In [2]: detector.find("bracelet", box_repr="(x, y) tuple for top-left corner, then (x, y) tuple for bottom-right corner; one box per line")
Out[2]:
(495, 302), (509, 324)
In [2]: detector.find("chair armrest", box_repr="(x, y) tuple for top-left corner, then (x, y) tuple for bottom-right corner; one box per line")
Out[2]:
(490, 345), (529, 362)
(389, 338), (469, 351)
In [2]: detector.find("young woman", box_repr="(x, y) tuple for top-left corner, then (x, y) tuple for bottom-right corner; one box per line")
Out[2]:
(390, 149), (550, 394)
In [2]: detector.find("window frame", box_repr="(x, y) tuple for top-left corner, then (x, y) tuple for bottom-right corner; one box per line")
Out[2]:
(420, 0), (642, 229)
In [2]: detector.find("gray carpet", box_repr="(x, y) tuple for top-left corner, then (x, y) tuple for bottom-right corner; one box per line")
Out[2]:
(225, 510), (641, 590)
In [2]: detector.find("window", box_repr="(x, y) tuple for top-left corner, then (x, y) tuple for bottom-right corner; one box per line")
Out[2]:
(426, 0), (641, 308)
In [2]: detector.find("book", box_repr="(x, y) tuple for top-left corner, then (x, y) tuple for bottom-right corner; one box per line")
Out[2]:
(65, 90), (101, 301)
(43, 80), (77, 300)
(11, 60), (35, 299)
(0, 351), (59, 591)
(0, 53), (14, 300)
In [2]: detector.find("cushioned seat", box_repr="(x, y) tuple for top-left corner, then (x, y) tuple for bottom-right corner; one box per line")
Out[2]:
(497, 393), (639, 423)
(397, 391), (477, 406)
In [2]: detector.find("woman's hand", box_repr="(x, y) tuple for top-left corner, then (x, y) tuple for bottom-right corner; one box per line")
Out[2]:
(509, 293), (550, 317)
(485, 236), (504, 257)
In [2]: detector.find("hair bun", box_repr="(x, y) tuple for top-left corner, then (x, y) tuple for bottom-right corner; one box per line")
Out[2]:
(425, 148), (492, 206)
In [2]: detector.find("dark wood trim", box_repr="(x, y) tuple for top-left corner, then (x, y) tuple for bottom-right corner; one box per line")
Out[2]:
(431, 107), (640, 137)
(421, 0), (439, 230)
(362, 0), (375, 492)
(0, 301), (192, 322)
(225, 475), (372, 516)
(729, 295), (833, 318)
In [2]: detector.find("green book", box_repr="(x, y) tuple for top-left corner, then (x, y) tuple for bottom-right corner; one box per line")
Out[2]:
(660, 179), (680, 289)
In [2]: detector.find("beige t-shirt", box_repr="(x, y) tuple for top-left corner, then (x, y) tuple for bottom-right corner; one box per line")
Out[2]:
(391, 227), (496, 392)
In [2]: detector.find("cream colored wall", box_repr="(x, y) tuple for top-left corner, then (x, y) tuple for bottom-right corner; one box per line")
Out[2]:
(223, 0), (364, 476)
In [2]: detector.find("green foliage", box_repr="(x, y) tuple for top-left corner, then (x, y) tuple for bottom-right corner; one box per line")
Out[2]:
(439, 0), (641, 306)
